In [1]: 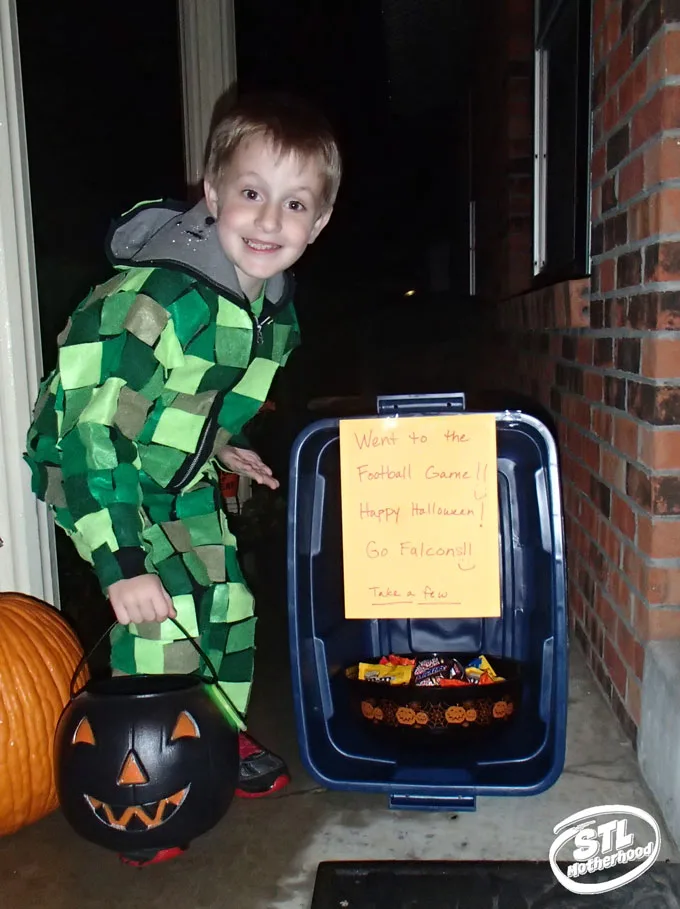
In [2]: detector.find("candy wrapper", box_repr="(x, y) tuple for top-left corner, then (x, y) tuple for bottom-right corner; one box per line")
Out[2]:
(352, 654), (504, 687)
(358, 662), (413, 685)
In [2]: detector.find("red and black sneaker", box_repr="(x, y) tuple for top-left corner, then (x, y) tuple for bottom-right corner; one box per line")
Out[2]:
(119, 846), (187, 867)
(235, 731), (291, 798)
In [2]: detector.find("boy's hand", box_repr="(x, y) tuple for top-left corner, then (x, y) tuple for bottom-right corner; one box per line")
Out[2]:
(217, 446), (280, 490)
(107, 574), (176, 625)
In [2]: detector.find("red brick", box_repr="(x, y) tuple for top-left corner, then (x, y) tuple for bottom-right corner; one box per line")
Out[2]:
(644, 564), (680, 606)
(585, 372), (605, 403)
(614, 416), (639, 459)
(619, 58), (648, 117)
(594, 0), (607, 34)
(658, 190), (680, 233)
(648, 30), (680, 89)
(617, 619), (644, 677)
(623, 542), (644, 593)
(632, 90), (662, 149)
(640, 427), (680, 470)
(637, 516), (680, 559)
(601, 448), (626, 490)
(635, 601), (680, 640)
(592, 405), (612, 440)
(604, 636), (627, 698)
(600, 258), (616, 292)
(604, 93), (620, 134)
(645, 137), (680, 187)
(608, 30), (631, 87)
(592, 184), (603, 220)
(627, 674), (642, 726)
(599, 516), (623, 563)
(641, 337), (680, 379)
(619, 155), (644, 202)
(611, 569), (634, 619)
(595, 586), (615, 628)
(613, 493), (636, 539)
(582, 435), (600, 471)
(577, 337), (594, 364)
(605, 3), (621, 51)
(629, 196), (655, 241)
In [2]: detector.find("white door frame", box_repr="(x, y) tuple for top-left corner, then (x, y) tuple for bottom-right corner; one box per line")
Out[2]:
(178, 0), (237, 188)
(0, 0), (237, 602)
(0, 0), (57, 602)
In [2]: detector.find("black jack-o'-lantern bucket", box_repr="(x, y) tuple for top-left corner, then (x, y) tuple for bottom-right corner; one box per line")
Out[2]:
(54, 619), (240, 854)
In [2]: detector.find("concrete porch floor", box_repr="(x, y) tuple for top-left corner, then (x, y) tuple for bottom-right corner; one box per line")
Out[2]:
(1, 546), (677, 908)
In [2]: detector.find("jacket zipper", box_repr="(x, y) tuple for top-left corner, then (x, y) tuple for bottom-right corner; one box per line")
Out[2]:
(168, 392), (226, 493)
(168, 295), (281, 495)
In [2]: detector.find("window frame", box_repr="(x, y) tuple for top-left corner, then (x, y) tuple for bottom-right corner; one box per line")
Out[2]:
(532, 0), (593, 283)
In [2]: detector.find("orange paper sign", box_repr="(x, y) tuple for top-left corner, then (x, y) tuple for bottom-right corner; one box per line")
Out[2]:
(339, 413), (501, 619)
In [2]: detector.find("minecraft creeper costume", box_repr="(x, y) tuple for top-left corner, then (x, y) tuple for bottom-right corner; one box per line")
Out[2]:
(24, 200), (300, 727)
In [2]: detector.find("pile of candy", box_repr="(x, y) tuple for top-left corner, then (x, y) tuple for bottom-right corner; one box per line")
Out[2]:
(356, 654), (505, 687)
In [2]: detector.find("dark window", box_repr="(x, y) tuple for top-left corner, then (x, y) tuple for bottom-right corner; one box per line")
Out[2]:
(534, 0), (591, 283)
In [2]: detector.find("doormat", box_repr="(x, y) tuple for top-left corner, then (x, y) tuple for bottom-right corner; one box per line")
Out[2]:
(310, 860), (680, 907)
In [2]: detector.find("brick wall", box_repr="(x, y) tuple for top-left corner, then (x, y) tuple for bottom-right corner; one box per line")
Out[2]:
(477, 0), (680, 743)
(471, 0), (534, 301)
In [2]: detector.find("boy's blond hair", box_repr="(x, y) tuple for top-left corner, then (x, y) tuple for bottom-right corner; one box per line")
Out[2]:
(205, 93), (342, 210)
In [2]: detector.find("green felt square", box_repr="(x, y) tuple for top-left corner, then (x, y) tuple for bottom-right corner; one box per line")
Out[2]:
(224, 617), (256, 654)
(100, 291), (136, 335)
(60, 387), (92, 434)
(155, 320), (185, 369)
(59, 342), (103, 390)
(230, 357), (278, 402)
(224, 582), (255, 623)
(113, 385), (151, 439)
(119, 267), (156, 295)
(216, 297), (252, 329)
(166, 356), (213, 394)
(171, 390), (216, 417)
(74, 508), (119, 552)
(186, 323), (216, 361)
(116, 334), (158, 391)
(184, 511), (222, 546)
(142, 524), (176, 563)
(217, 392), (262, 435)
(168, 290), (210, 345)
(151, 408), (205, 453)
(175, 486), (215, 519)
(79, 423), (118, 470)
(215, 325), (252, 368)
(139, 365), (166, 401)
(139, 444), (187, 487)
(271, 322), (292, 362)
(78, 377), (126, 427)
(124, 294), (170, 346)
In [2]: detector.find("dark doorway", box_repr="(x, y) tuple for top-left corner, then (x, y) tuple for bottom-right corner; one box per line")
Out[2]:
(234, 0), (473, 402)
(17, 1), (185, 374)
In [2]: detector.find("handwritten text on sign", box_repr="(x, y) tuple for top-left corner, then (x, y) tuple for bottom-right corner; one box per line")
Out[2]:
(339, 414), (501, 619)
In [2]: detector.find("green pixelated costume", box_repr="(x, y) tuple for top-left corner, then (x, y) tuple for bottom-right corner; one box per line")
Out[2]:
(24, 200), (300, 728)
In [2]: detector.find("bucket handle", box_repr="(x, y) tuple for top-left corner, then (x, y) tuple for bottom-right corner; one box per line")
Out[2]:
(70, 617), (222, 701)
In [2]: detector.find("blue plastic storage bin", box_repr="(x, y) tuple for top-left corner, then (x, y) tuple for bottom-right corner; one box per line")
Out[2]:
(287, 394), (568, 811)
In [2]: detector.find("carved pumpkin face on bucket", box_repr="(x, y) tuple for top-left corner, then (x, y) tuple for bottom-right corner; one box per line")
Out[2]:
(54, 675), (238, 853)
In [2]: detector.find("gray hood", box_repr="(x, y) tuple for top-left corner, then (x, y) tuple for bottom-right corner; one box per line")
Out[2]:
(106, 199), (287, 304)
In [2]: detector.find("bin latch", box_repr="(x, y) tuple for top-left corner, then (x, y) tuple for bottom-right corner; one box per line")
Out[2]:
(377, 393), (467, 416)
(388, 793), (476, 812)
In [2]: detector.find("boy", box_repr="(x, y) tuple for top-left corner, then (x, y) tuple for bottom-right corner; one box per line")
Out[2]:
(24, 93), (341, 860)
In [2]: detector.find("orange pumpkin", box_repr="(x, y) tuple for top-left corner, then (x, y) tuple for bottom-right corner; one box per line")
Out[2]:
(0, 593), (87, 836)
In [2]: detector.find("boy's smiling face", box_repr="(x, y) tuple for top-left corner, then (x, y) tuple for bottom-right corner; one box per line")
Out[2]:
(204, 135), (332, 301)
